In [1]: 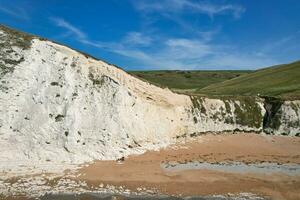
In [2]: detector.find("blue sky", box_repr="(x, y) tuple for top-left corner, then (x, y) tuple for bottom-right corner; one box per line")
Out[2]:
(0, 0), (300, 70)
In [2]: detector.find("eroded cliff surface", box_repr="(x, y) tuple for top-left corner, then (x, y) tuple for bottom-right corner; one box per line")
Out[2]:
(0, 25), (193, 173)
(187, 96), (300, 136)
(0, 25), (299, 174)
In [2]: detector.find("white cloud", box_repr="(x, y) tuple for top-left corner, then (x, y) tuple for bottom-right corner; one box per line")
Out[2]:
(165, 38), (211, 59)
(132, 0), (245, 19)
(50, 17), (87, 40)
(203, 53), (278, 70)
(258, 35), (296, 55)
(50, 17), (278, 70)
(123, 32), (153, 46)
(0, 5), (30, 20)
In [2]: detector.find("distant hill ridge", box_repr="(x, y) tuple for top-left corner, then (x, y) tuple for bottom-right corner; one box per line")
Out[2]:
(198, 60), (300, 98)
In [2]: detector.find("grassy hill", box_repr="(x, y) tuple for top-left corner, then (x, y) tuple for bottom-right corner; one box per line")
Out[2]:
(129, 61), (300, 99)
(129, 70), (251, 94)
(197, 61), (300, 98)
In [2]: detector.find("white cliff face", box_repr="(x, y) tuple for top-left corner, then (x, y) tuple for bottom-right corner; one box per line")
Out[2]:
(0, 37), (193, 173)
(264, 100), (300, 136)
(278, 101), (300, 136)
(0, 26), (299, 175)
(185, 97), (266, 134)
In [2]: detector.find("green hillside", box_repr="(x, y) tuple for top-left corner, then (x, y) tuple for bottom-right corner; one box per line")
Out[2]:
(129, 70), (251, 94)
(198, 61), (300, 98)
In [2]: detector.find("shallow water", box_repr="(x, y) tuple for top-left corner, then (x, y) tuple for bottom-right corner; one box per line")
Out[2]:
(39, 193), (268, 200)
(161, 161), (300, 176)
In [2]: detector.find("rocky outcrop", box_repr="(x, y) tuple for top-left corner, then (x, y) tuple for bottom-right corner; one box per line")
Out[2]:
(0, 25), (299, 174)
(187, 96), (300, 136)
(186, 96), (265, 135)
(263, 97), (300, 136)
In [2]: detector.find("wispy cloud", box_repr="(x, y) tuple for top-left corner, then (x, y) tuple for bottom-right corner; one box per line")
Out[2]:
(50, 17), (277, 70)
(50, 17), (87, 40)
(253, 32), (300, 65)
(132, 0), (245, 19)
(123, 32), (153, 46)
(81, 36), (274, 70)
(0, 5), (30, 20)
(203, 52), (277, 70)
(258, 34), (299, 55)
(165, 38), (211, 58)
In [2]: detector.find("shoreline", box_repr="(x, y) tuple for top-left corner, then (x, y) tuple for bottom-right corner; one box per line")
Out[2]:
(75, 133), (300, 199)
(1, 133), (300, 200)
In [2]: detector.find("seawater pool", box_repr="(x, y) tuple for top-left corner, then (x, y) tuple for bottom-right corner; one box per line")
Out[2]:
(39, 193), (268, 200)
(161, 161), (300, 176)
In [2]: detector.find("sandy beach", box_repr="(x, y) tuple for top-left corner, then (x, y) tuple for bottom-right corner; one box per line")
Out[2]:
(1, 133), (300, 200)
(76, 133), (300, 200)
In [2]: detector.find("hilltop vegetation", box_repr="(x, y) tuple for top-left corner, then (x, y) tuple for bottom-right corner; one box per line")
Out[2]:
(129, 70), (250, 94)
(198, 61), (300, 99)
(129, 61), (300, 99)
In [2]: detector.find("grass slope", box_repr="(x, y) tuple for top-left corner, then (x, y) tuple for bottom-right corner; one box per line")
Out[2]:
(129, 70), (250, 94)
(198, 61), (300, 98)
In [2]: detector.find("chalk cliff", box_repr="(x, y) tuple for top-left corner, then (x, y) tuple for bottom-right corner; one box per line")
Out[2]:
(0, 25), (299, 174)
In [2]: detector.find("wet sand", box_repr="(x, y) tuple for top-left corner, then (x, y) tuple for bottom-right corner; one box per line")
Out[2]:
(77, 133), (300, 200)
